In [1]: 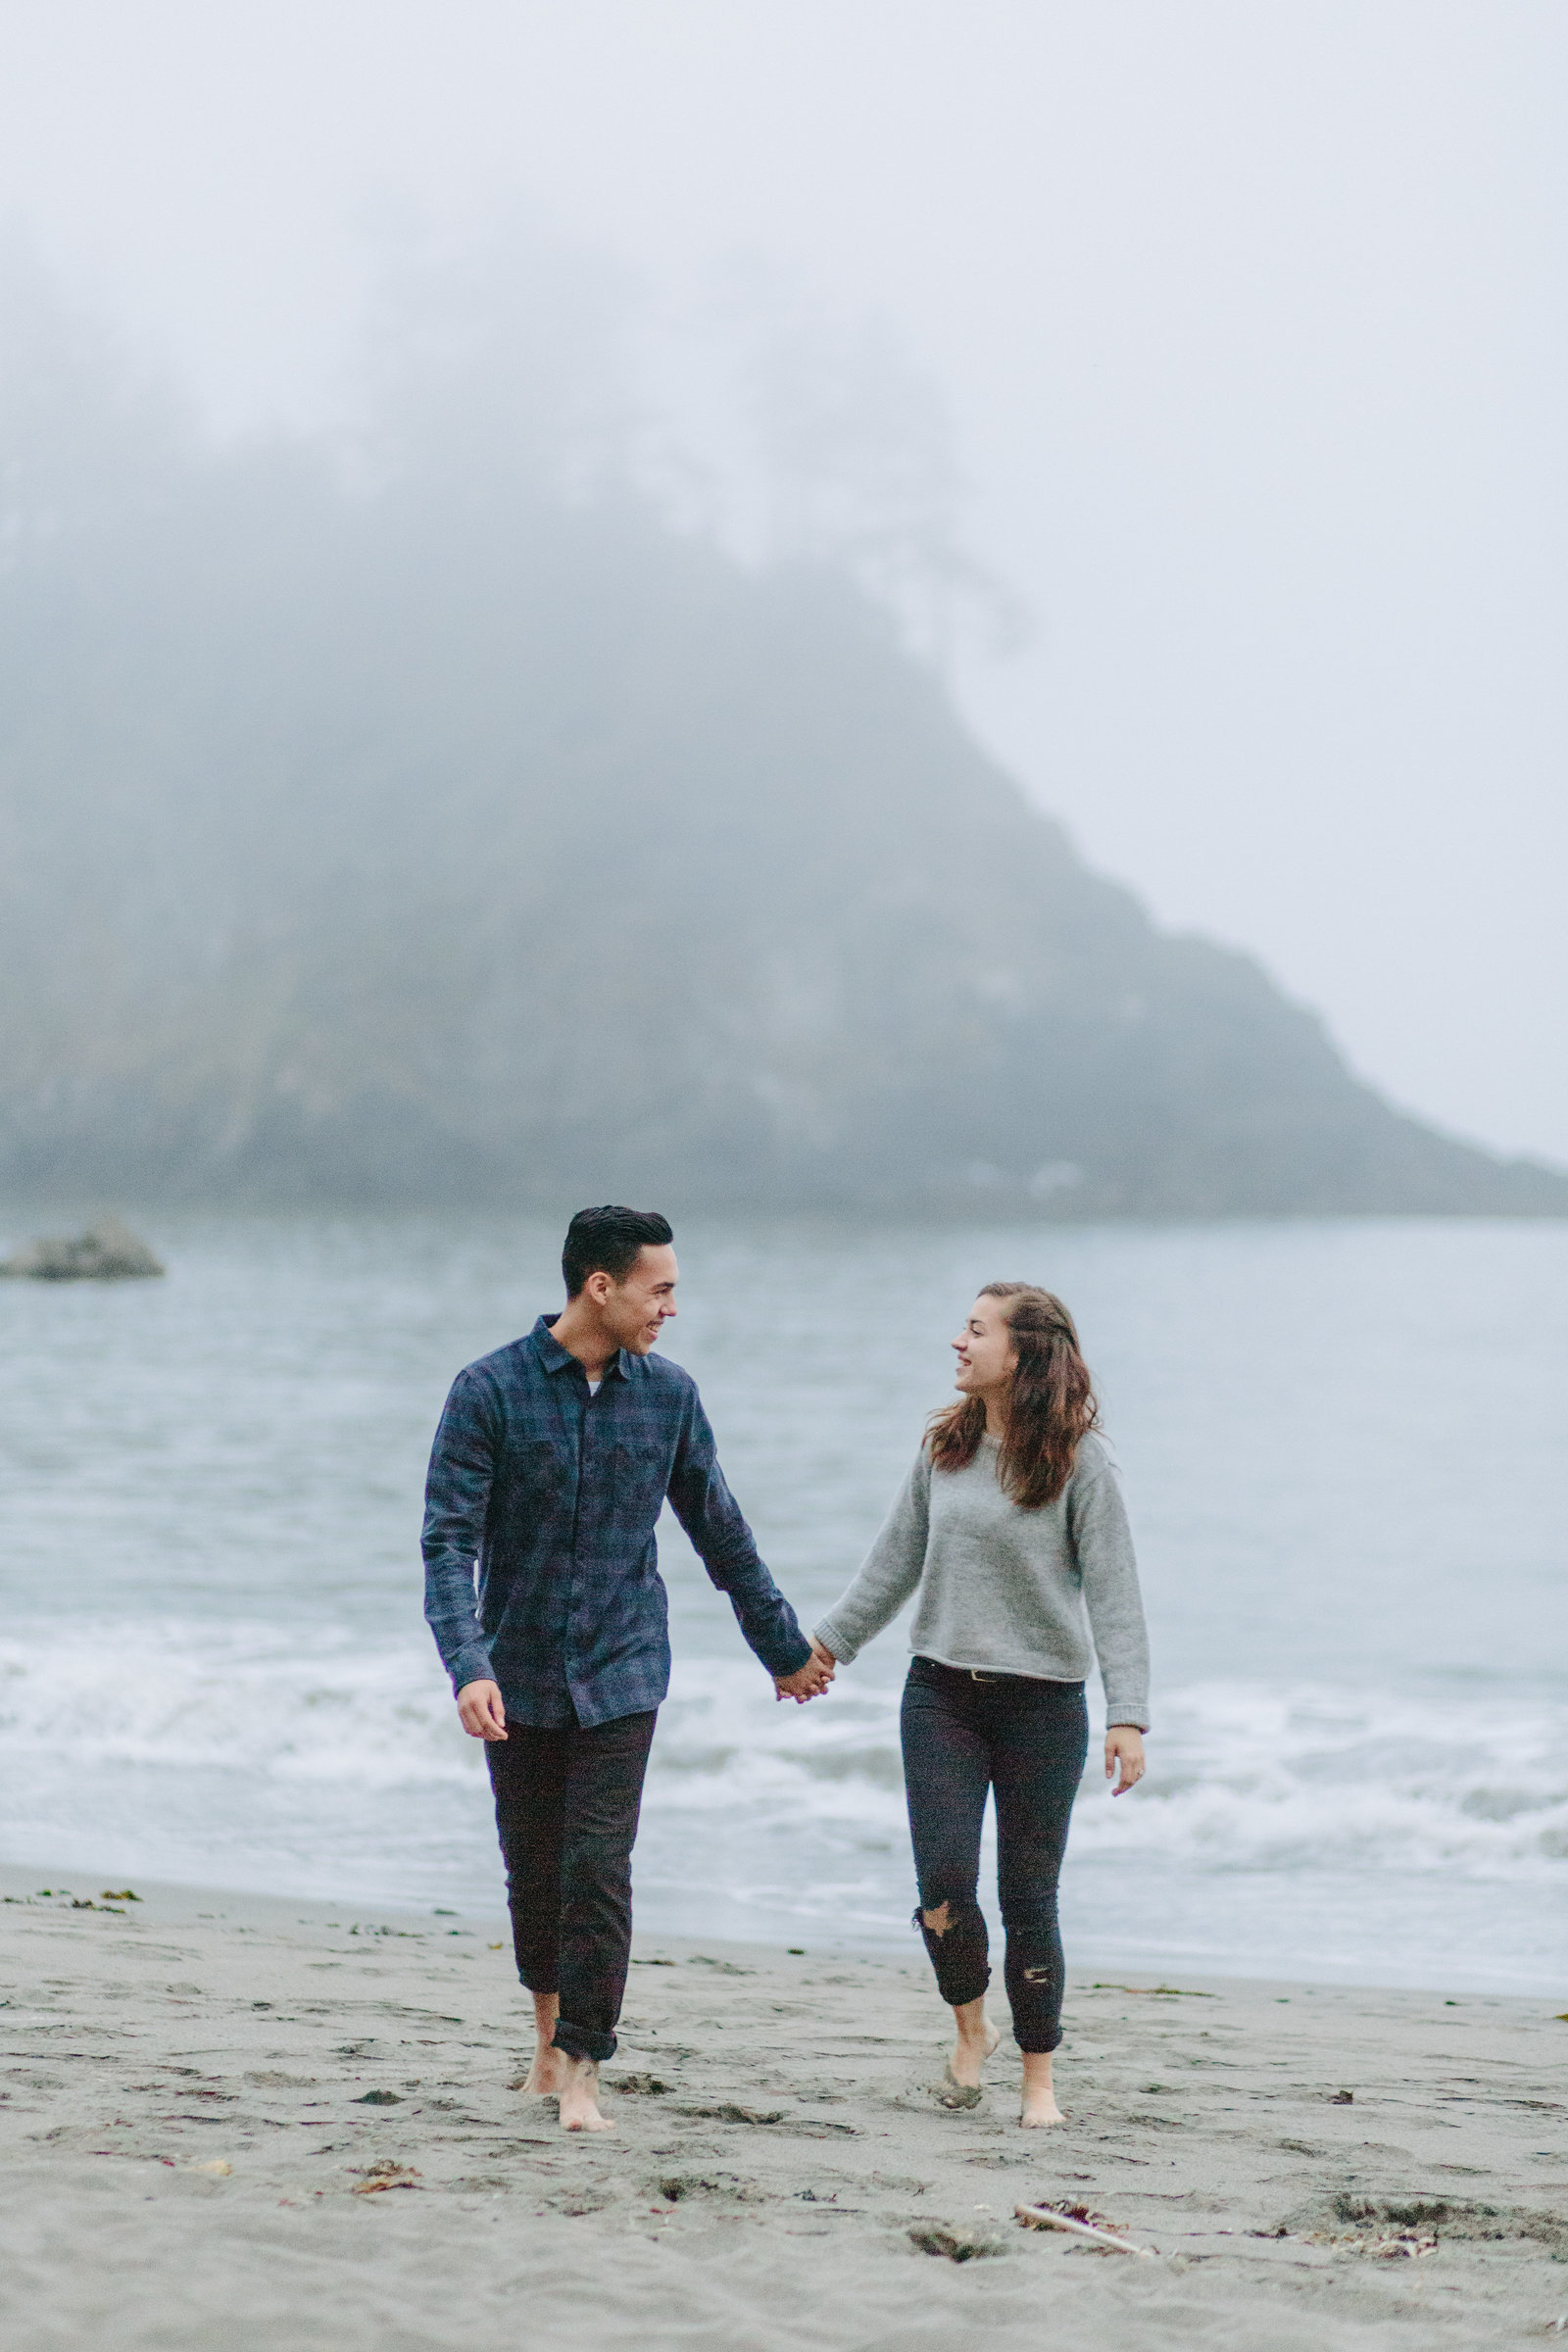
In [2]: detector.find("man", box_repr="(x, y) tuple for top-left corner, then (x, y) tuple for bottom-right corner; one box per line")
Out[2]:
(422, 1204), (832, 2132)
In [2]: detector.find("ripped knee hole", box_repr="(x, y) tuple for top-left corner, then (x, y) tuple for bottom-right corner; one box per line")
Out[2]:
(919, 1897), (981, 1937)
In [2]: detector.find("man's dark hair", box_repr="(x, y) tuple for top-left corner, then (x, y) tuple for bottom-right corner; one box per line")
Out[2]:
(562, 1205), (674, 1298)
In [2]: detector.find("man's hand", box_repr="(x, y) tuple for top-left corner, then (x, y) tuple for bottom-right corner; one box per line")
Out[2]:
(1105, 1724), (1146, 1793)
(457, 1679), (508, 1740)
(774, 1642), (836, 1704)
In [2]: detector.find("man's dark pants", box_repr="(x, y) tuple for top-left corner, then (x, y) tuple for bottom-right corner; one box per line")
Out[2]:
(486, 1709), (658, 2064)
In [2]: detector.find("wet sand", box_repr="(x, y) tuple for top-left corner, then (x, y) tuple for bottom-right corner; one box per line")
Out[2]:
(2, 1857), (1565, 2349)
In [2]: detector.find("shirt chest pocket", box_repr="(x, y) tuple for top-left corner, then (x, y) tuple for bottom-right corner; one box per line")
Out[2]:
(513, 1436), (571, 1504)
(608, 1437), (669, 1500)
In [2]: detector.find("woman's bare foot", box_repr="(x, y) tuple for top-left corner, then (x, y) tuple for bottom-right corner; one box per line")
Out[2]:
(1019, 2049), (1063, 2128)
(948, 1996), (1002, 2090)
(558, 2056), (615, 2132)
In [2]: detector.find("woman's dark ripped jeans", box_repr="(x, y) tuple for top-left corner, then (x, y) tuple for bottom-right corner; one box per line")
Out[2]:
(901, 1658), (1089, 2053)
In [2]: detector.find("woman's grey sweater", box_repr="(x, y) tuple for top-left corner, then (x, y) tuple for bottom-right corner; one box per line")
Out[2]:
(814, 1432), (1151, 1728)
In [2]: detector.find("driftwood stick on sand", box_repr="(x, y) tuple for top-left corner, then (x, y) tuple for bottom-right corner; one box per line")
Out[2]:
(1015, 2203), (1156, 2256)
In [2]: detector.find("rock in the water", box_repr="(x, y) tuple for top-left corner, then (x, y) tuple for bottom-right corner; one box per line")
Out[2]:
(0, 1216), (165, 1280)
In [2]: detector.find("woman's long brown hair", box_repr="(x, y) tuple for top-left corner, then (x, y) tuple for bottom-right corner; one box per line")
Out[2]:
(927, 1283), (1100, 1508)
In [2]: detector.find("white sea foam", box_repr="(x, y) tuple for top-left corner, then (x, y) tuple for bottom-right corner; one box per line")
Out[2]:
(6, 1624), (1562, 1891)
(655, 1662), (1568, 1885)
(1069, 1680), (1568, 1882)
(0, 1620), (479, 1788)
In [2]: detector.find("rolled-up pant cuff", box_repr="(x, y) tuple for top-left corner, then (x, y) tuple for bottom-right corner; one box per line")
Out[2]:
(552, 2019), (615, 2066)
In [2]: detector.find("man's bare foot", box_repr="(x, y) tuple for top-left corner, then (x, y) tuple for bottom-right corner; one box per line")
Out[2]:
(558, 2055), (615, 2132)
(519, 2042), (570, 2096)
(948, 2000), (1002, 2090)
(513, 1990), (567, 2095)
(1019, 2051), (1063, 2128)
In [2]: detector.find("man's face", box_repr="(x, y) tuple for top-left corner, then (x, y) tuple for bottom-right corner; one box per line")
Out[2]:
(597, 1244), (679, 1354)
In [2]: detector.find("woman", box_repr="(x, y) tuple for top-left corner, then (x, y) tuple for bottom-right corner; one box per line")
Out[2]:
(810, 1284), (1150, 2128)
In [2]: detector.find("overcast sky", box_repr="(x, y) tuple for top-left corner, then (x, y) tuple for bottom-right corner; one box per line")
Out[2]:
(3, 0), (1564, 1161)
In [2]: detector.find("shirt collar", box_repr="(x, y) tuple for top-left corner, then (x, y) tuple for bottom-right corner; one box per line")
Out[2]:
(530, 1313), (629, 1383)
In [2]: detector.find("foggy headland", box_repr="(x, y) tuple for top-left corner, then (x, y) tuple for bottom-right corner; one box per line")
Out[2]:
(1, 243), (1561, 1219)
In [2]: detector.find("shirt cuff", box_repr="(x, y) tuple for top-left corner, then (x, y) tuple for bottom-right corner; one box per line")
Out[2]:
(1102, 1693), (1150, 1732)
(766, 1629), (813, 1678)
(812, 1616), (859, 1666)
(449, 1643), (497, 1695)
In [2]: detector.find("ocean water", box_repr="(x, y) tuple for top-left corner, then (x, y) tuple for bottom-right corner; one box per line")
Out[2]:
(0, 1211), (1563, 1996)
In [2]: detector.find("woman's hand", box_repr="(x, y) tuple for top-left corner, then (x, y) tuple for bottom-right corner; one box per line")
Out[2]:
(775, 1639), (837, 1703)
(1104, 1725), (1145, 1794)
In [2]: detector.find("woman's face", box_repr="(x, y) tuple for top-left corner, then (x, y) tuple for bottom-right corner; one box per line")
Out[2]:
(952, 1295), (1018, 1398)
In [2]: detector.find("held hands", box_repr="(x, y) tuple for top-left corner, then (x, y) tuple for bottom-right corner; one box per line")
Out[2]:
(775, 1637), (838, 1705)
(1104, 1724), (1146, 1794)
(457, 1679), (508, 1740)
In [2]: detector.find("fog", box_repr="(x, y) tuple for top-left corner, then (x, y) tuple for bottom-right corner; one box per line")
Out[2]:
(1, 0), (1564, 1162)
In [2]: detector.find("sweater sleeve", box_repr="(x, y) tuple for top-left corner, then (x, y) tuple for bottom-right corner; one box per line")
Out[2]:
(814, 1447), (931, 1664)
(1068, 1452), (1152, 1729)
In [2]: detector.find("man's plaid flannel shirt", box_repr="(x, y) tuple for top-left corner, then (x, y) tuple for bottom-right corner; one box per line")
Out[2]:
(421, 1314), (811, 1727)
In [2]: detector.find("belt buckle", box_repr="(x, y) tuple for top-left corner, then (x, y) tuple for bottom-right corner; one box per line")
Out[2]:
(968, 1668), (997, 1685)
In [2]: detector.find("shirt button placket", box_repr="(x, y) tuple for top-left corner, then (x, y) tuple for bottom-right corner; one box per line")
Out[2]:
(569, 1385), (599, 1702)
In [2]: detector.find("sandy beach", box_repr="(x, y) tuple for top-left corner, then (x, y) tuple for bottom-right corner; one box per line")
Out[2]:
(2, 1859), (1565, 2349)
